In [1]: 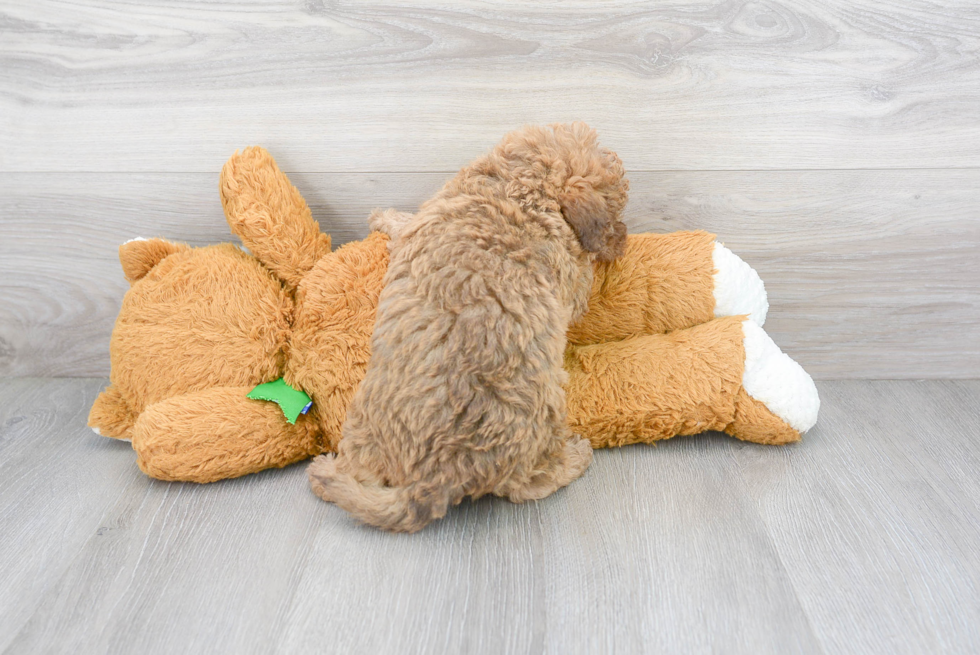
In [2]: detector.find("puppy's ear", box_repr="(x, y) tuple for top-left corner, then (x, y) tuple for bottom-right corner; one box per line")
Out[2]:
(559, 180), (627, 262)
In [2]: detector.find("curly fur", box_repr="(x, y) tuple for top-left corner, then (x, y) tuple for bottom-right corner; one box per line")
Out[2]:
(308, 123), (629, 532)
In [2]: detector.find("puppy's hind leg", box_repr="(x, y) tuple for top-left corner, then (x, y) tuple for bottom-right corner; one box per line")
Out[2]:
(309, 454), (454, 533)
(504, 434), (593, 503)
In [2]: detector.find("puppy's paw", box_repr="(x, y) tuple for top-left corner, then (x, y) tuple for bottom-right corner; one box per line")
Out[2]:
(713, 242), (768, 326)
(307, 454), (339, 500)
(566, 434), (594, 479)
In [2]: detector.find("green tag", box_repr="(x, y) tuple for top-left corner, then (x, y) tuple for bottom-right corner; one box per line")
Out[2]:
(247, 378), (313, 424)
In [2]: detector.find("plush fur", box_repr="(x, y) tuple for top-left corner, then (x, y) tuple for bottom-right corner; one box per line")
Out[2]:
(307, 124), (627, 532)
(89, 136), (818, 489)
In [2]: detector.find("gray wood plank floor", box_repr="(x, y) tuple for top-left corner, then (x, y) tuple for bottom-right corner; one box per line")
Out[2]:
(1, 378), (978, 655)
(3, 2), (978, 653)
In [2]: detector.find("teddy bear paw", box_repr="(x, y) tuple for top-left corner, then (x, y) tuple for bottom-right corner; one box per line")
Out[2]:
(713, 242), (769, 326)
(741, 320), (819, 434)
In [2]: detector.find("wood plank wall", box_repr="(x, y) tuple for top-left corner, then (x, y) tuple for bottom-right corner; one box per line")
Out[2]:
(1, 1), (978, 378)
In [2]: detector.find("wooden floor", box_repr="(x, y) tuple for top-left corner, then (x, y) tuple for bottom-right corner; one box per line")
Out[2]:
(2, 2), (979, 653)
(1, 378), (977, 654)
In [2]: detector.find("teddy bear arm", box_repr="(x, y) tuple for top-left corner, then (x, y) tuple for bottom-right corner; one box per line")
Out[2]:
(219, 146), (331, 290)
(567, 231), (769, 345)
(132, 386), (323, 483)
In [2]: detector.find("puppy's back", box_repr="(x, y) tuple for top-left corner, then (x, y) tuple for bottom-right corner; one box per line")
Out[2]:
(310, 122), (625, 532)
(352, 199), (576, 482)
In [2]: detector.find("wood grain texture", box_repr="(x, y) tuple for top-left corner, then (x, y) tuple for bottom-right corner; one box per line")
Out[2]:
(2, 1), (979, 172)
(0, 378), (140, 654)
(3, 1), (978, 652)
(2, 169), (976, 379)
(2, 378), (978, 654)
(734, 380), (980, 655)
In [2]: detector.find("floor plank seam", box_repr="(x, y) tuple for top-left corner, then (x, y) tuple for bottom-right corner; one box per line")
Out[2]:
(4, 166), (980, 175)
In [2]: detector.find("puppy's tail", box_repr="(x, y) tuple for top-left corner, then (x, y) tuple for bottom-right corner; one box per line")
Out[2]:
(307, 455), (452, 533)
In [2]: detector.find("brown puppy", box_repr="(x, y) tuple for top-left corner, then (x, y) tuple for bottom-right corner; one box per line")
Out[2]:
(308, 123), (629, 532)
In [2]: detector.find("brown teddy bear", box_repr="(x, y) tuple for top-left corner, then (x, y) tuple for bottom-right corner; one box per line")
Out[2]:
(88, 146), (819, 483)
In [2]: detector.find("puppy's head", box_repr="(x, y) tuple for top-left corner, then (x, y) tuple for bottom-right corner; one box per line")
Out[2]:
(553, 123), (629, 262)
(490, 122), (629, 262)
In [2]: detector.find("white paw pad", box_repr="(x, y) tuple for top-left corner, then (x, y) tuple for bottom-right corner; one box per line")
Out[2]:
(741, 321), (820, 433)
(713, 242), (769, 326)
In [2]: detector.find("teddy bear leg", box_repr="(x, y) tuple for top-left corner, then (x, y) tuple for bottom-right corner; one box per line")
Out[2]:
(501, 433), (593, 503)
(88, 384), (137, 440)
(219, 146), (332, 290)
(567, 231), (768, 345)
(565, 316), (818, 447)
(132, 387), (322, 483)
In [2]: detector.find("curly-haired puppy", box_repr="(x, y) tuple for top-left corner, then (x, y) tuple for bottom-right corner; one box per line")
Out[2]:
(308, 123), (629, 532)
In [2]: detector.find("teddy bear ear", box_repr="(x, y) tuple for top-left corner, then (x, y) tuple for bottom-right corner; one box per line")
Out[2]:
(559, 182), (627, 262)
(119, 238), (190, 284)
